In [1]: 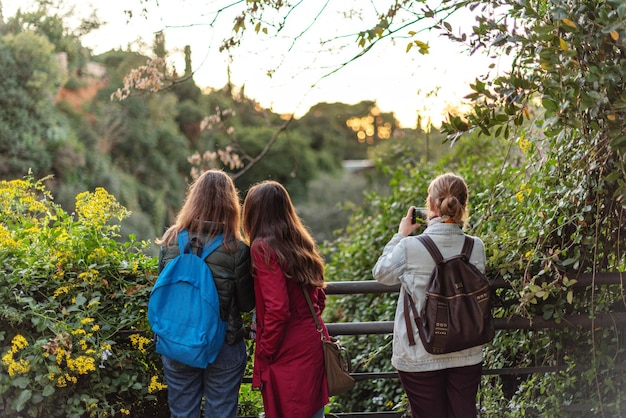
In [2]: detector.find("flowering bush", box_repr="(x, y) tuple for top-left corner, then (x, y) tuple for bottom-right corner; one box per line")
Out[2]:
(0, 175), (164, 417)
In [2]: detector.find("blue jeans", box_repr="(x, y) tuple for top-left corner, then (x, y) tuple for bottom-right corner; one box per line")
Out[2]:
(162, 340), (247, 418)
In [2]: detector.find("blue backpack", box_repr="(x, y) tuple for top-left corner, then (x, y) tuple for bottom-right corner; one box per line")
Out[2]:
(148, 230), (227, 368)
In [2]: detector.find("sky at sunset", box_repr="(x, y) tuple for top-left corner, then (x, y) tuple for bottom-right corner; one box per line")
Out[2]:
(3, 0), (506, 128)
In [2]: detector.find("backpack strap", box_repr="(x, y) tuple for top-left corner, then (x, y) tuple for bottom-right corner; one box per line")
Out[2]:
(417, 234), (475, 263)
(176, 230), (224, 259)
(403, 291), (421, 346)
(200, 234), (224, 259)
(416, 234), (444, 264)
(461, 236), (474, 260)
(177, 229), (193, 255)
(404, 234), (443, 347)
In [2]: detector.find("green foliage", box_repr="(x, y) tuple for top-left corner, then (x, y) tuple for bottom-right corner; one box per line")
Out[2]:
(4, 1), (95, 71)
(323, 119), (625, 415)
(63, 74), (88, 91)
(0, 175), (163, 417)
(233, 126), (317, 199)
(368, 127), (451, 168)
(297, 101), (400, 160)
(297, 171), (370, 244)
(0, 31), (65, 179)
(434, 2), (626, 412)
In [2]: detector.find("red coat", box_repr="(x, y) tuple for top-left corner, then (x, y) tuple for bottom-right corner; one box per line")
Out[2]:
(251, 242), (329, 418)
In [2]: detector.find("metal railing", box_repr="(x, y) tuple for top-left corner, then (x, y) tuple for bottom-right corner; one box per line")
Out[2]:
(321, 272), (625, 417)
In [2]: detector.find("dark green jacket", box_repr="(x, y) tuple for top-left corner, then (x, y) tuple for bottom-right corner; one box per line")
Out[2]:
(158, 228), (255, 345)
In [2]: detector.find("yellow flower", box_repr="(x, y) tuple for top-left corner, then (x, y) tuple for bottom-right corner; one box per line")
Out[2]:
(1, 351), (13, 366)
(148, 375), (167, 393)
(11, 335), (29, 351)
(129, 334), (151, 354)
(75, 188), (130, 227)
(516, 183), (531, 202)
(120, 408), (130, 415)
(0, 225), (18, 249)
(74, 356), (96, 375)
(88, 247), (108, 262)
(53, 265), (65, 279)
(56, 348), (67, 365)
(53, 286), (71, 298)
(7, 358), (30, 377)
(78, 270), (99, 284)
(517, 134), (532, 155)
(56, 230), (71, 244)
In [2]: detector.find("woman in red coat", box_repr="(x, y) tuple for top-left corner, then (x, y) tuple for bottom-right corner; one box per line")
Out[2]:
(243, 180), (329, 418)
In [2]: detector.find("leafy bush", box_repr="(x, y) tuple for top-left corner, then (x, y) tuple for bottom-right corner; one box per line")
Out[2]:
(322, 129), (625, 416)
(0, 175), (163, 417)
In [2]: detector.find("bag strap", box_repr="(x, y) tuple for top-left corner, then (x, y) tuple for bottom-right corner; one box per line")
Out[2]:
(176, 229), (224, 259)
(302, 286), (326, 341)
(200, 233), (224, 259)
(461, 235), (474, 260)
(415, 234), (444, 264)
(417, 234), (475, 263)
(177, 229), (192, 255)
(403, 291), (421, 346)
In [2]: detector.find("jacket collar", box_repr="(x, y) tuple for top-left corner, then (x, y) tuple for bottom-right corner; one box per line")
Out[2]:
(423, 217), (464, 235)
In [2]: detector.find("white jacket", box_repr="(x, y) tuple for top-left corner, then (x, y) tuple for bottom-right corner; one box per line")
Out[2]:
(372, 218), (486, 372)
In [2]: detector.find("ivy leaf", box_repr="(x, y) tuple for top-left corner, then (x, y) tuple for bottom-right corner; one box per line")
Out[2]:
(14, 389), (32, 412)
(610, 135), (626, 149)
(42, 384), (55, 397)
(10, 376), (30, 389)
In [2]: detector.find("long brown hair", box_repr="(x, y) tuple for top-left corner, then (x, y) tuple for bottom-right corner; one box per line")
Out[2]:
(157, 170), (242, 251)
(242, 180), (326, 288)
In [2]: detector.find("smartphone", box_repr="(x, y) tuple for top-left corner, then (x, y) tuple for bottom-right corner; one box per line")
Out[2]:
(411, 207), (427, 224)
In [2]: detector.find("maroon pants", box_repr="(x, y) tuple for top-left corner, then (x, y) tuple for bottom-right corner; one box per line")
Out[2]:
(398, 363), (482, 418)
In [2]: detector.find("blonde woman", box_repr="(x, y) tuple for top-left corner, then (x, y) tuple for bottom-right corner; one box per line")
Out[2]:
(373, 173), (486, 418)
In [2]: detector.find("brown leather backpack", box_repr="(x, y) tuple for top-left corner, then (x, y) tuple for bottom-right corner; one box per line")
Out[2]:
(404, 234), (495, 354)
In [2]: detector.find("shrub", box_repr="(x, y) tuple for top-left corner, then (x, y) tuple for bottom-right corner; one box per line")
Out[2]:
(0, 175), (163, 417)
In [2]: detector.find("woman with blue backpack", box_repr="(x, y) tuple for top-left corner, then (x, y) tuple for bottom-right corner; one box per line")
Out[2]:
(153, 169), (255, 418)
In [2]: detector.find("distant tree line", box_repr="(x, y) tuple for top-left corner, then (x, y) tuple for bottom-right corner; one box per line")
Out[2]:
(0, 1), (442, 247)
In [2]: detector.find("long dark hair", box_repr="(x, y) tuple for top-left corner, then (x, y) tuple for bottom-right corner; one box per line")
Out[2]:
(157, 170), (242, 252)
(242, 180), (326, 288)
